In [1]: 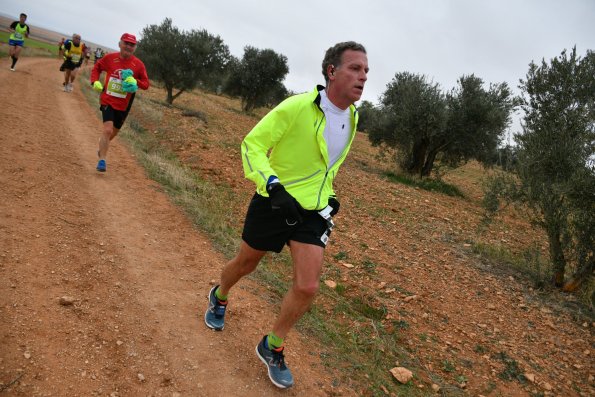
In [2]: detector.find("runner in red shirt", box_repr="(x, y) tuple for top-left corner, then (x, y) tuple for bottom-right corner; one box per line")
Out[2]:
(90, 32), (149, 172)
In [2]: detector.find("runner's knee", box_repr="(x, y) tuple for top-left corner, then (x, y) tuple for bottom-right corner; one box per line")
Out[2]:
(292, 281), (319, 298)
(102, 125), (113, 137)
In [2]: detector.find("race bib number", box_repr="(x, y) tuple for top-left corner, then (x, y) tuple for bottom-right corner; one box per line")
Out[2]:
(106, 76), (127, 98)
(14, 32), (23, 40)
(71, 53), (81, 62)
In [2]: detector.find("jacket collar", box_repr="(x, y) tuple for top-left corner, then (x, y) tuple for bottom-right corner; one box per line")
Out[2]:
(312, 85), (358, 119)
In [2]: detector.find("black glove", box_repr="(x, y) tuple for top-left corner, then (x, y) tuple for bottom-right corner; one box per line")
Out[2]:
(328, 197), (340, 216)
(267, 183), (304, 224)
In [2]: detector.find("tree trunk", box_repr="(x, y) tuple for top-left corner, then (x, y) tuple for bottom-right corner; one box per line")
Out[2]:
(547, 226), (566, 288)
(562, 258), (594, 292)
(171, 89), (186, 103)
(407, 140), (428, 176)
(166, 84), (174, 105)
(421, 140), (450, 177)
(421, 147), (439, 177)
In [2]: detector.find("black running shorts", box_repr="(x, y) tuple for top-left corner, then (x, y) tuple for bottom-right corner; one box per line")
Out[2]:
(241, 193), (331, 253)
(99, 94), (135, 129)
(60, 59), (80, 71)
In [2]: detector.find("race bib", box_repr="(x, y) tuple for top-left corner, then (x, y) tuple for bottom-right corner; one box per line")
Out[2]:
(71, 53), (81, 62)
(106, 76), (127, 98)
(14, 32), (23, 40)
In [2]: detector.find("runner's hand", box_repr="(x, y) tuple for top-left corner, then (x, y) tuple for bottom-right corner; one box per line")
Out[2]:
(92, 81), (103, 92)
(268, 184), (304, 224)
(124, 76), (137, 85)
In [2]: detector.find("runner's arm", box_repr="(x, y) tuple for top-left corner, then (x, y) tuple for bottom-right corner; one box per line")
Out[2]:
(135, 64), (150, 90)
(63, 42), (72, 58)
(90, 57), (104, 85)
(241, 105), (290, 192)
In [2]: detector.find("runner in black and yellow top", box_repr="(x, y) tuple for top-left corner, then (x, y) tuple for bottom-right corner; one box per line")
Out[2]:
(8, 13), (30, 71)
(60, 34), (84, 92)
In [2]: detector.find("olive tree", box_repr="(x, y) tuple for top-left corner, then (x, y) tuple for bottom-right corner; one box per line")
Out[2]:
(223, 46), (289, 111)
(484, 47), (594, 291)
(368, 72), (514, 177)
(137, 18), (231, 104)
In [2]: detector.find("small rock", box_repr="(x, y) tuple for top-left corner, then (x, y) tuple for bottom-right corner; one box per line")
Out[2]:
(431, 383), (440, 392)
(525, 373), (536, 383)
(24, 351), (31, 359)
(403, 295), (418, 302)
(341, 262), (354, 268)
(390, 367), (413, 383)
(542, 382), (553, 391)
(59, 296), (75, 306)
(116, 340), (123, 346)
(137, 373), (145, 382)
(324, 280), (337, 289)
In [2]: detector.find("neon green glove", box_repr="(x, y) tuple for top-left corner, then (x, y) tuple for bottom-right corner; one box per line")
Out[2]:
(92, 81), (103, 92)
(124, 76), (137, 85)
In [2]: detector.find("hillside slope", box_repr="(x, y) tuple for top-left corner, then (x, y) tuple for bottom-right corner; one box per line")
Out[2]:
(133, 82), (593, 396)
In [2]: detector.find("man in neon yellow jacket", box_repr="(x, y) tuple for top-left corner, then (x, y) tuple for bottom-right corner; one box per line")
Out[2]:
(205, 41), (368, 388)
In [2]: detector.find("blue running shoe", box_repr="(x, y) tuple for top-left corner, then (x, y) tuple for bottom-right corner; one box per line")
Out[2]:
(204, 285), (226, 331)
(256, 336), (294, 388)
(96, 159), (106, 172)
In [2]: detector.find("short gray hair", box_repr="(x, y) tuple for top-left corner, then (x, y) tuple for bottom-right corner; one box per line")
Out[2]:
(321, 41), (366, 84)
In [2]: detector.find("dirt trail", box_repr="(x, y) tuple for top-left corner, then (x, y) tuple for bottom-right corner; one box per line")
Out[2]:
(0, 58), (333, 396)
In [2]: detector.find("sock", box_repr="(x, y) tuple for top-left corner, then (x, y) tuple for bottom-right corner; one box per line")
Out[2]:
(266, 332), (284, 350)
(214, 287), (227, 302)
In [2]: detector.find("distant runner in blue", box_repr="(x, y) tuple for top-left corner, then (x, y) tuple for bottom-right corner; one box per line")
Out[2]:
(8, 13), (30, 71)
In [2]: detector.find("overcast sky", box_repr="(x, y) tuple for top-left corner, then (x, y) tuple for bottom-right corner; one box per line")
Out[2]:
(4, 0), (594, 136)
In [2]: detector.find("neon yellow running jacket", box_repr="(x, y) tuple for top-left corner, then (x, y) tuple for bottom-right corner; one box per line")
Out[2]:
(241, 85), (359, 210)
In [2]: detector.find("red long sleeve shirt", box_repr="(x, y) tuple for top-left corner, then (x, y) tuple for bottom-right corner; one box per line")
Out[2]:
(90, 52), (149, 111)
